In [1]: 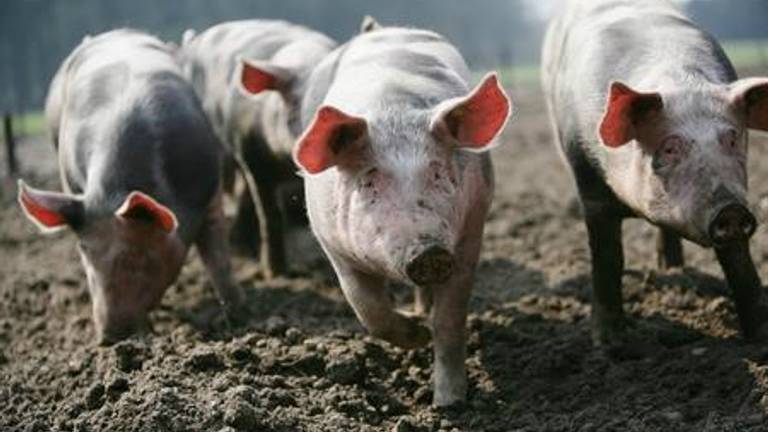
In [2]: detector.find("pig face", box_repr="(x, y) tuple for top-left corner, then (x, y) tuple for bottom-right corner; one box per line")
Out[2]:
(18, 183), (185, 343)
(295, 74), (510, 284)
(600, 79), (768, 246)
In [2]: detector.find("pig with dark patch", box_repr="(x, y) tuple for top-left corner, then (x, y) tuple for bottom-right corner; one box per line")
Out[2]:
(18, 29), (242, 344)
(293, 27), (512, 406)
(178, 20), (337, 278)
(542, 0), (768, 346)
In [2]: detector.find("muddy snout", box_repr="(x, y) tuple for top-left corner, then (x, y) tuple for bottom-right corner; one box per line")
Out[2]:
(404, 241), (455, 286)
(708, 203), (756, 245)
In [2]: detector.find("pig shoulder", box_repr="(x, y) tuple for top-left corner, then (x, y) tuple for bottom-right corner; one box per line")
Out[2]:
(61, 32), (220, 232)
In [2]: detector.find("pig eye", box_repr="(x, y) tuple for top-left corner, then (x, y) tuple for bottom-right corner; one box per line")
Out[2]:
(727, 129), (740, 149)
(660, 136), (683, 157)
(653, 135), (686, 172)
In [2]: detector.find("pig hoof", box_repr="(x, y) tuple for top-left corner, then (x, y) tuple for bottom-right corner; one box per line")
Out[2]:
(433, 379), (467, 408)
(373, 317), (431, 349)
(404, 318), (432, 348)
(590, 320), (627, 349)
(260, 263), (290, 280)
(433, 388), (467, 408)
(221, 300), (249, 327)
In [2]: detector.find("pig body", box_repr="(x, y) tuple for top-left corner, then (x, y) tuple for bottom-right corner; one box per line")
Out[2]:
(20, 29), (242, 343)
(296, 27), (512, 406)
(542, 0), (768, 345)
(178, 20), (337, 277)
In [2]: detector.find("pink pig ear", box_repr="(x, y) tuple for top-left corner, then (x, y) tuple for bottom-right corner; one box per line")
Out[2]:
(294, 106), (368, 174)
(17, 180), (84, 233)
(599, 81), (663, 147)
(115, 191), (178, 233)
(730, 78), (768, 132)
(239, 58), (295, 96)
(430, 73), (512, 151)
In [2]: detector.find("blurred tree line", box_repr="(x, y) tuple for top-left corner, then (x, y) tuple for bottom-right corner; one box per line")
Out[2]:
(0, 0), (536, 114)
(1, 0), (768, 114)
(687, 0), (768, 40)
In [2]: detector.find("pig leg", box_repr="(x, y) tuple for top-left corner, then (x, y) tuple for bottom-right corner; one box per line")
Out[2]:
(230, 189), (261, 257)
(414, 285), (433, 316)
(656, 228), (684, 270)
(236, 136), (287, 278)
(715, 241), (768, 340)
(585, 210), (626, 346)
(431, 270), (472, 407)
(430, 206), (486, 407)
(196, 193), (245, 316)
(567, 142), (630, 346)
(331, 257), (431, 349)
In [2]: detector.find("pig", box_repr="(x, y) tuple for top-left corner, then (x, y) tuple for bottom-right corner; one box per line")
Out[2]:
(177, 20), (337, 278)
(542, 0), (768, 347)
(18, 29), (243, 344)
(284, 26), (512, 406)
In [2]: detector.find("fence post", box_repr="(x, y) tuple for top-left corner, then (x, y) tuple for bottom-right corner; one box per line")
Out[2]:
(3, 113), (17, 177)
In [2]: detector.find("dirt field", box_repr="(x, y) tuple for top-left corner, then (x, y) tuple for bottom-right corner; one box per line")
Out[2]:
(3, 88), (768, 432)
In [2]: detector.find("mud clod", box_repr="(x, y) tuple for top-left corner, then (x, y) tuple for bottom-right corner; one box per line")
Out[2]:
(85, 383), (104, 410)
(112, 341), (145, 372)
(222, 400), (265, 431)
(186, 348), (225, 372)
(326, 354), (364, 385)
(392, 416), (418, 432)
(105, 376), (129, 401)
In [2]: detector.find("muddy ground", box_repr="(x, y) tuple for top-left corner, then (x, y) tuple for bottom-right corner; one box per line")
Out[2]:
(4, 87), (768, 432)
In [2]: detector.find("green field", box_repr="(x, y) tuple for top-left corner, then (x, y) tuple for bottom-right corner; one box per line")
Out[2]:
(9, 40), (768, 139)
(491, 39), (768, 89)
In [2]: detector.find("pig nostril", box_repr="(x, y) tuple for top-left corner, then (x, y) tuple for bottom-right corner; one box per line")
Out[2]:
(405, 245), (454, 286)
(709, 204), (756, 244)
(742, 219), (757, 237)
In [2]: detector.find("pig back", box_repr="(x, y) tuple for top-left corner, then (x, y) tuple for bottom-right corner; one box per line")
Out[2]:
(179, 20), (336, 154)
(54, 30), (221, 238)
(543, 0), (737, 163)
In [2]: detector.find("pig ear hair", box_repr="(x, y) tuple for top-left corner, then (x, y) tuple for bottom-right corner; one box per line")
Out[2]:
(238, 58), (295, 96)
(430, 72), (513, 152)
(730, 78), (768, 132)
(115, 191), (179, 233)
(294, 106), (368, 175)
(599, 81), (663, 148)
(17, 180), (84, 234)
(360, 15), (383, 33)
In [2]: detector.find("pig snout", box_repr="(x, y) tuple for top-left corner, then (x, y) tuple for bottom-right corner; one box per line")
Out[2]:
(404, 240), (455, 286)
(708, 203), (756, 245)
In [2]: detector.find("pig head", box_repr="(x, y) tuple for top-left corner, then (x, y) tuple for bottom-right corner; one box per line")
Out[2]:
(598, 78), (768, 247)
(19, 182), (186, 343)
(296, 74), (509, 287)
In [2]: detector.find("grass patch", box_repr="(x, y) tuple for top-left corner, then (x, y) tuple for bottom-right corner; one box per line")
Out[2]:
(1, 111), (47, 140)
(722, 39), (768, 71)
(479, 38), (768, 90)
